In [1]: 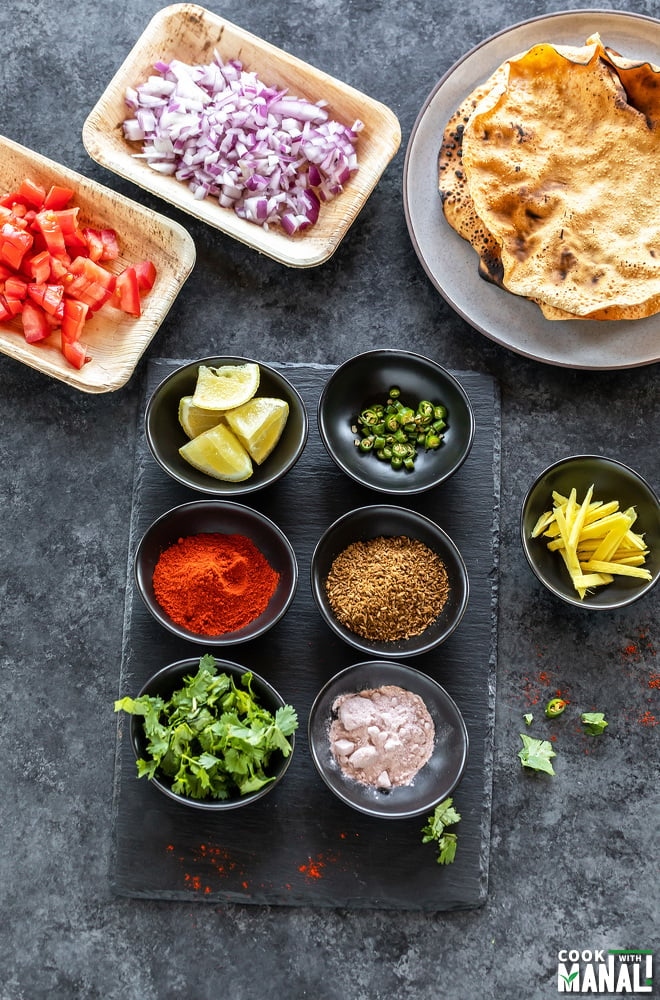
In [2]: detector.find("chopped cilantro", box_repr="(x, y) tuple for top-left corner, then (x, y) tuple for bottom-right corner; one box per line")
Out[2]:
(581, 711), (608, 735)
(518, 733), (556, 775)
(523, 713), (534, 726)
(114, 654), (298, 800)
(421, 797), (462, 865)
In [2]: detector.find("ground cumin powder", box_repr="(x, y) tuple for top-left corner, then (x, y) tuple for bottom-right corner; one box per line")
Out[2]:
(324, 535), (450, 642)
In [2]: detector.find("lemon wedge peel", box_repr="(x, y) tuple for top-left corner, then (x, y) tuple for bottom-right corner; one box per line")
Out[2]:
(178, 424), (253, 482)
(225, 397), (290, 465)
(191, 363), (260, 411)
(178, 396), (226, 439)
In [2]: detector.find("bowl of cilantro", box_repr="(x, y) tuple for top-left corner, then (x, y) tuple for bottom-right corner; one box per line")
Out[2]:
(114, 654), (298, 810)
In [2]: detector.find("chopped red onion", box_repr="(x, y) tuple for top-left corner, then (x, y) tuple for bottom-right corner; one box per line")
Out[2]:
(123, 52), (362, 234)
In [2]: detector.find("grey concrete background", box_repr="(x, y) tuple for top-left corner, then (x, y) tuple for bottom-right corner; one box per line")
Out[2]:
(1, 1), (658, 998)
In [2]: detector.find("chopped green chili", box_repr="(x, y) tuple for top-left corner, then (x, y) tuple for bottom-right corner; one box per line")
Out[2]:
(545, 697), (568, 719)
(353, 385), (449, 472)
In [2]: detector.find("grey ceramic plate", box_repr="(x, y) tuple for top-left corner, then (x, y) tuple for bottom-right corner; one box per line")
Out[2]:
(403, 9), (660, 370)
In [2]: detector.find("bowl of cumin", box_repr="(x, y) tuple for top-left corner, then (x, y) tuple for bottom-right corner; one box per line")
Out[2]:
(310, 505), (469, 658)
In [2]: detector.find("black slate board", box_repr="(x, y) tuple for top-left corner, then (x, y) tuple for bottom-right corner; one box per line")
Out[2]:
(111, 360), (500, 910)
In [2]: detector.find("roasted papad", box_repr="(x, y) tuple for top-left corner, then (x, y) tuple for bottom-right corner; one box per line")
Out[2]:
(439, 34), (660, 321)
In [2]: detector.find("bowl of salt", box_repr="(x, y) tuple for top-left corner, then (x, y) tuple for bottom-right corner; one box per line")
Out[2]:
(308, 659), (469, 819)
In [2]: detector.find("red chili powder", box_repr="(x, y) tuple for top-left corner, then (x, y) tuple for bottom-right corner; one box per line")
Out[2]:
(639, 711), (658, 727)
(152, 532), (279, 635)
(298, 852), (337, 880)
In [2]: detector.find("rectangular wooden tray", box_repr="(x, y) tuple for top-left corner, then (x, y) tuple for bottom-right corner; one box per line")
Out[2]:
(83, 4), (401, 267)
(111, 360), (500, 910)
(0, 134), (195, 393)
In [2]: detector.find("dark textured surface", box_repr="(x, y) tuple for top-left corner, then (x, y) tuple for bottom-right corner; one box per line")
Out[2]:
(112, 362), (499, 909)
(1, 1), (658, 998)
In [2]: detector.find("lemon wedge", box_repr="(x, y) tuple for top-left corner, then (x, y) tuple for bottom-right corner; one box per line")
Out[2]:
(178, 396), (226, 439)
(225, 397), (289, 465)
(191, 363), (260, 411)
(179, 424), (253, 481)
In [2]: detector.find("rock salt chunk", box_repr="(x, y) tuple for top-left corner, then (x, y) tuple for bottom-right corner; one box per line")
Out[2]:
(348, 745), (379, 769)
(337, 695), (378, 731)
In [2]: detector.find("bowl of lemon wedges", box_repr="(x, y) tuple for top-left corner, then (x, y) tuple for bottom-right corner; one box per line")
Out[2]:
(145, 357), (309, 495)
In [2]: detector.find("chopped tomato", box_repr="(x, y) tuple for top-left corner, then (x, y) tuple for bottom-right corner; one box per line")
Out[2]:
(100, 229), (120, 261)
(52, 207), (80, 236)
(61, 298), (88, 342)
(134, 259), (157, 291)
(82, 228), (105, 262)
(21, 300), (51, 342)
(114, 266), (141, 316)
(61, 335), (90, 369)
(43, 185), (74, 210)
(5, 275), (27, 299)
(34, 211), (68, 258)
(62, 228), (88, 253)
(4, 296), (24, 317)
(0, 175), (157, 369)
(69, 255), (117, 291)
(28, 282), (64, 316)
(25, 250), (52, 283)
(0, 295), (13, 321)
(49, 256), (69, 282)
(0, 223), (33, 270)
(18, 178), (46, 209)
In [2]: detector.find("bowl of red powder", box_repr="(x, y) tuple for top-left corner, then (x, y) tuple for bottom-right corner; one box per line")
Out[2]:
(308, 660), (469, 819)
(134, 500), (298, 644)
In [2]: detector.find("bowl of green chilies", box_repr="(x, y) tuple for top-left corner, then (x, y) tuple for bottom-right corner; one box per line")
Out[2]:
(317, 349), (475, 495)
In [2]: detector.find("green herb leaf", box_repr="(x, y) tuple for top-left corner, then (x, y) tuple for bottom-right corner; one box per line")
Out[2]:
(518, 733), (556, 775)
(114, 656), (298, 801)
(523, 713), (533, 726)
(581, 711), (608, 735)
(421, 797), (461, 865)
(437, 832), (458, 865)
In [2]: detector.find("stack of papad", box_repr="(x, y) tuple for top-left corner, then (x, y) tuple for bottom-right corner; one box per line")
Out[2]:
(438, 34), (660, 321)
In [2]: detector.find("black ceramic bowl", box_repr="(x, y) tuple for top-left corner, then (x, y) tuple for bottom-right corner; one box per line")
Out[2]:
(317, 349), (475, 495)
(135, 500), (298, 644)
(128, 656), (296, 811)
(308, 660), (468, 819)
(310, 505), (469, 658)
(521, 455), (660, 610)
(145, 356), (308, 496)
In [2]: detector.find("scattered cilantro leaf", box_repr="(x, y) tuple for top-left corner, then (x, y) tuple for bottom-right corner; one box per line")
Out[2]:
(421, 797), (462, 865)
(518, 733), (556, 775)
(581, 712), (608, 735)
(523, 713), (534, 726)
(114, 656), (298, 801)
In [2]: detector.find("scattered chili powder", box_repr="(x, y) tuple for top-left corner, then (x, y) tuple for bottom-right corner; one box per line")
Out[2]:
(152, 532), (279, 635)
(324, 535), (450, 642)
(649, 673), (660, 689)
(639, 711), (658, 727)
(298, 852), (337, 881)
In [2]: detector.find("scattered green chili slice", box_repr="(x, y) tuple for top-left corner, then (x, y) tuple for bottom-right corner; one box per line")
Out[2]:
(353, 386), (449, 472)
(545, 697), (568, 719)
